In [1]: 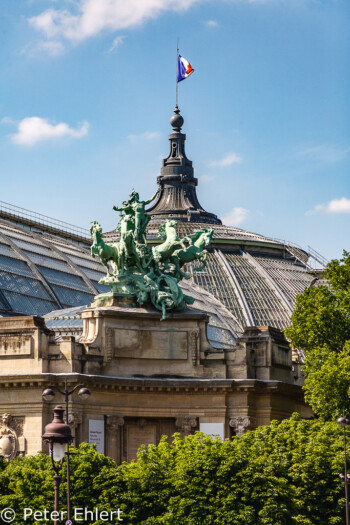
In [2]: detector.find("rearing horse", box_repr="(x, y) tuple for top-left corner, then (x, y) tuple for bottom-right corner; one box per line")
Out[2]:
(90, 221), (119, 275)
(171, 227), (213, 272)
(147, 220), (186, 266)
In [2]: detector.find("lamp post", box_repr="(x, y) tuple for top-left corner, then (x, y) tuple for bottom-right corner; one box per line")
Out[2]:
(337, 414), (350, 525)
(42, 405), (73, 525)
(42, 379), (91, 522)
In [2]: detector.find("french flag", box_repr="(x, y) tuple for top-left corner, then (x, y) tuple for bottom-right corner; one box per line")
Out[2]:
(177, 55), (194, 82)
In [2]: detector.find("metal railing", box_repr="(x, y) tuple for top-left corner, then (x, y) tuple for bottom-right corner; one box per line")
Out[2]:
(271, 236), (328, 269)
(0, 201), (90, 240)
(307, 245), (329, 268)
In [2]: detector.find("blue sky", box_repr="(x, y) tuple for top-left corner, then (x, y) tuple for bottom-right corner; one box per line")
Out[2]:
(0, 0), (349, 260)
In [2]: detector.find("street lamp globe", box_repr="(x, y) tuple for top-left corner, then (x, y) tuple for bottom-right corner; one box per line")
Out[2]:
(78, 387), (91, 400)
(337, 416), (350, 428)
(42, 388), (55, 402)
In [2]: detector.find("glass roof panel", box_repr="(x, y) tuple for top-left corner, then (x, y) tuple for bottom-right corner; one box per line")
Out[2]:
(0, 292), (9, 310)
(11, 238), (59, 257)
(225, 254), (290, 329)
(0, 255), (33, 277)
(207, 325), (236, 349)
(79, 267), (105, 282)
(70, 256), (104, 271)
(37, 266), (90, 292)
(0, 271), (51, 299)
(23, 251), (69, 272)
(1, 228), (46, 245)
(189, 253), (246, 328)
(50, 242), (89, 256)
(255, 256), (314, 305)
(0, 243), (16, 258)
(51, 285), (93, 307)
(91, 280), (110, 293)
(2, 291), (57, 316)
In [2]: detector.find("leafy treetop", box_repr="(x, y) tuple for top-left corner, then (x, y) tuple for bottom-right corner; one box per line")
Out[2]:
(285, 250), (350, 419)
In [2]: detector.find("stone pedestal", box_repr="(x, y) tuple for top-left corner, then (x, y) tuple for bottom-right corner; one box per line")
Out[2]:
(79, 305), (224, 378)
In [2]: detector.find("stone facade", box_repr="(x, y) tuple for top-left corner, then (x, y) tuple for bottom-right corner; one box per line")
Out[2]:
(0, 306), (311, 462)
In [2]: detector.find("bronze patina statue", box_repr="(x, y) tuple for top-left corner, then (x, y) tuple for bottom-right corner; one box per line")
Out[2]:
(90, 189), (213, 320)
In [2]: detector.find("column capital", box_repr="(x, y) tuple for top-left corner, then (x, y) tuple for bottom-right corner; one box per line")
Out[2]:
(175, 416), (197, 437)
(106, 416), (124, 431)
(229, 416), (255, 436)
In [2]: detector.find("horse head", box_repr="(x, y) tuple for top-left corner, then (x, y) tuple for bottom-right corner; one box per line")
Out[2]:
(90, 220), (102, 236)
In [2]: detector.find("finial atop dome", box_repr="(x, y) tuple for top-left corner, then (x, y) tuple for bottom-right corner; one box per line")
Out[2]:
(170, 105), (184, 131)
(146, 105), (222, 225)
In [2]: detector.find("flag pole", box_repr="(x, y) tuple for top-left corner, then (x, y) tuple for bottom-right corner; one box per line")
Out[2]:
(176, 38), (179, 108)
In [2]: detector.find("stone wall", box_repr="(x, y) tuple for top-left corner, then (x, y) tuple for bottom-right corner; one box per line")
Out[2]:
(0, 307), (311, 462)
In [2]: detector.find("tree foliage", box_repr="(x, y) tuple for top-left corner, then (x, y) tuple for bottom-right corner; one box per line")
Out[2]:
(0, 418), (347, 524)
(285, 251), (350, 419)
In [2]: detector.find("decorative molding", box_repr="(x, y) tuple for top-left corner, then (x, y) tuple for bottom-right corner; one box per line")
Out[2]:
(0, 334), (33, 357)
(105, 327), (114, 363)
(189, 330), (199, 366)
(229, 415), (255, 437)
(0, 375), (302, 398)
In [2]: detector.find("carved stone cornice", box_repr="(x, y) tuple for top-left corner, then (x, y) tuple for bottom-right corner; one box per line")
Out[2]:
(0, 374), (304, 399)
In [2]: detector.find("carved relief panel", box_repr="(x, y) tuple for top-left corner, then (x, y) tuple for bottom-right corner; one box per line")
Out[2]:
(0, 414), (25, 461)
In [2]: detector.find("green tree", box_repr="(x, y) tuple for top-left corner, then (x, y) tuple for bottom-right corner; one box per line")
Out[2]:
(285, 251), (350, 419)
(0, 420), (346, 525)
(0, 443), (118, 525)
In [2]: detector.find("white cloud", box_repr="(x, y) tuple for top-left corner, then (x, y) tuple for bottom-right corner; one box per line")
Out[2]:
(299, 144), (350, 164)
(28, 0), (294, 52)
(210, 152), (243, 167)
(221, 207), (249, 226)
(29, 0), (201, 44)
(308, 197), (350, 215)
(206, 20), (218, 27)
(11, 117), (89, 145)
(127, 130), (160, 141)
(327, 198), (350, 213)
(22, 39), (66, 57)
(108, 35), (125, 53)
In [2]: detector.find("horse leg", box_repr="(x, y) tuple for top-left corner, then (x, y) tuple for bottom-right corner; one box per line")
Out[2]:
(195, 253), (207, 272)
(101, 259), (110, 275)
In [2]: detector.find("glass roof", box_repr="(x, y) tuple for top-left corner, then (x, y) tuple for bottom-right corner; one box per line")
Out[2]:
(0, 216), (316, 332)
(0, 220), (98, 315)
